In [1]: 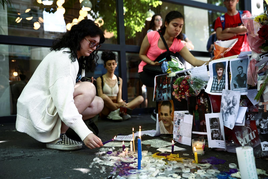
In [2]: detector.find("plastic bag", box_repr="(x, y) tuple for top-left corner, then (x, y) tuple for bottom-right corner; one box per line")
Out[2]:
(213, 38), (238, 59)
(166, 55), (185, 73)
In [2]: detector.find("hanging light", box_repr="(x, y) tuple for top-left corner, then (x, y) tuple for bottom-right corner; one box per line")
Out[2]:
(146, 9), (155, 21)
(79, 9), (88, 17)
(13, 71), (18, 77)
(57, 6), (65, 14)
(33, 22), (41, 30)
(80, 0), (92, 11)
(42, 0), (53, 6)
(26, 16), (33, 20)
(66, 23), (72, 31)
(95, 18), (104, 27)
(15, 17), (22, 23)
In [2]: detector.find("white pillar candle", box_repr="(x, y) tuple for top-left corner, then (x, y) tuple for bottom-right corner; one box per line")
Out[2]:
(236, 146), (258, 179)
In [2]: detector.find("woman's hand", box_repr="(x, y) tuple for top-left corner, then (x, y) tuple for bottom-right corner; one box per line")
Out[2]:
(83, 133), (103, 149)
(150, 61), (160, 66)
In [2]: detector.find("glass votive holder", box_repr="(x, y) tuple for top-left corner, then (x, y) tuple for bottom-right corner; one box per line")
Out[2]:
(192, 139), (205, 155)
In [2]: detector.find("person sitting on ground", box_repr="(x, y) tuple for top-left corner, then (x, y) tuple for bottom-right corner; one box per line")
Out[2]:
(147, 14), (163, 33)
(16, 19), (105, 151)
(97, 50), (144, 120)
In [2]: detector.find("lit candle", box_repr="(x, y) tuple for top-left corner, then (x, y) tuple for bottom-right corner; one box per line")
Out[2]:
(236, 146), (258, 179)
(139, 126), (142, 141)
(137, 128), (142, 170)
(130, 141), (133, 152)
(171, 140), (174, 154)
(132, 127), (135, 152)
(194, 147), (198, 163)
(103, 136), (116, 145)
(122, 141), (125, 151)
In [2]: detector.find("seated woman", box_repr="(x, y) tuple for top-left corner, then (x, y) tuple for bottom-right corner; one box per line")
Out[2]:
(96, 51), (144, 120)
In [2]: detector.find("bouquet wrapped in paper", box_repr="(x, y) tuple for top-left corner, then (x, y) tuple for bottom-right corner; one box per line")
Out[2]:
(242, 13), (268, 54)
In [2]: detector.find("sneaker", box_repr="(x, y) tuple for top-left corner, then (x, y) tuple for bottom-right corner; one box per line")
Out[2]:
(151, 110), (158, 121)
(120, 106), (132, 115)
(46, 134), (83, 151)
(122, 114), (131, 120)
(107, 109), (123, 120)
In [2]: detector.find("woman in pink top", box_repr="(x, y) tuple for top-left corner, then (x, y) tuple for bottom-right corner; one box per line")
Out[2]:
(139, 11), (209, 114)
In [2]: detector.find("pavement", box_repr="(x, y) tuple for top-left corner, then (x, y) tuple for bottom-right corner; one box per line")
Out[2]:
(1, 113), (268, 179)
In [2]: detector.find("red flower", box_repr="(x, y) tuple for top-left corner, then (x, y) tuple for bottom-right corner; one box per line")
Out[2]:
(258, 25), (268, 40)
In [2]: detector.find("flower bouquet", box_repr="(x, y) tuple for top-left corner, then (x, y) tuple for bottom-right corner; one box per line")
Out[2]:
(242, 13), (268, 54)
(172, 75), (206, 101)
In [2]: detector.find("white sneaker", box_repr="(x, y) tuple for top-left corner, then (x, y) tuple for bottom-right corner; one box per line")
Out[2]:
(46, 134), (83, 151)
(122, 114), (131, 120)
(107, 109), (123, 120)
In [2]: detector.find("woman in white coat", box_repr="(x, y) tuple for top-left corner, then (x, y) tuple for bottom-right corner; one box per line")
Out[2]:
(16, 19), (105, 151)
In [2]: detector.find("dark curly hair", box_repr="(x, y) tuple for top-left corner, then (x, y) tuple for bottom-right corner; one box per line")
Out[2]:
(148, 14), (162, 31)
(159, 11), (184, 40)
(51, 19), (105, 72)
(101, 50), (116, 66)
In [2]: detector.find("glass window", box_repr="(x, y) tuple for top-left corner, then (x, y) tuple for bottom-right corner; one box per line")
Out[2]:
(0, 44), (50, 116)
(0, 0), (118, 44)
(125, 53), (145, 108)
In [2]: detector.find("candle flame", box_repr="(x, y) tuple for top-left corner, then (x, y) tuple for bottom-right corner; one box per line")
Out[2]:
(194, 147), (196, 151)
(122, 141), (124, 145)
(172, 140), (174, 145)
(113, 136), (116, 140)
(132, 127), (134, 132)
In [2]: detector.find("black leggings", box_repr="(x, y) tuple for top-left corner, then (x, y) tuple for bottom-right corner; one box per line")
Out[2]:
(139, 71), (155, 87)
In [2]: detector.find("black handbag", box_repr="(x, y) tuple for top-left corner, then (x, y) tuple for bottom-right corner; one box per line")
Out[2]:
(143, 31), (183, 75)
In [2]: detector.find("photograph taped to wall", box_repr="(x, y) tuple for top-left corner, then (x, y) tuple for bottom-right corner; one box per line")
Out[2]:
(220, 89), (241, 130)
(205, 59), (228, 95)
(205, 113), (226, 149)
(173, 111), (193, 146)
(153, 74), (172, 102)
(230, 57), (249, 94)
(188, 90), (211, 135)
(158, 100), (174, 135)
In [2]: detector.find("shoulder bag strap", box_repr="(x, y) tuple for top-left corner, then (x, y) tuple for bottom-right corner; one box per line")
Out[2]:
(158, 31), (172, 61)
(101, 75), (104, 90)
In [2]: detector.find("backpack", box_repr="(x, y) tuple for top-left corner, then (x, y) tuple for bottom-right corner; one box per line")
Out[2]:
(220, 10), (244, 30)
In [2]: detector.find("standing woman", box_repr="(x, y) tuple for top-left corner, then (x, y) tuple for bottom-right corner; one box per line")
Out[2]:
(147, 14), (163, 33)
(16, 20), (105, 151)
(139, 11), (209, 117)
(97, 51), (144, 120)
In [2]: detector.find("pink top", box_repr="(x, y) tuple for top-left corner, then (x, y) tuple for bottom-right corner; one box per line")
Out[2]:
(138, 31), (185, 73)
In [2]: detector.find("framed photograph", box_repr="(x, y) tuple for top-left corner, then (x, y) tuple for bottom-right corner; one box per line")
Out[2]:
(158, 100), (174, 134)
(230, 57), (249, 94)
(205, 59), (228, 95)
(205, 113), (226, 149)
(153, 74), (172, 102)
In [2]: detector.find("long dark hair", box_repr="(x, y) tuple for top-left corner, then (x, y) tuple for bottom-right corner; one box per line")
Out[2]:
(159, 11), (184, 40)
(51, 19), (105, 72)
(148, 14), (162, 31)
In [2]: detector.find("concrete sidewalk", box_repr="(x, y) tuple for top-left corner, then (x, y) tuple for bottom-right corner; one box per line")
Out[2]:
(1, 114), (268, 179)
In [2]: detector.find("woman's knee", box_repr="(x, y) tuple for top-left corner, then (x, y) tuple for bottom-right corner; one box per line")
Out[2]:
(137, 95), (144, 104)
(95, 96), (104, 110)
(74, 81), (96, 98)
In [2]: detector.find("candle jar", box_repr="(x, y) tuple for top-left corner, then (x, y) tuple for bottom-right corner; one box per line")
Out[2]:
(192, 139), (205, 155)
